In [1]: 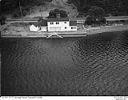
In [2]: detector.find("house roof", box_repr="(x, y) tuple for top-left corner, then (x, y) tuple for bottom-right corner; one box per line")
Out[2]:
(30, 19), (47, 26)
(47, 18), (69, 22)
(70, 21), (77, 26)
(38, 19), (47, 26)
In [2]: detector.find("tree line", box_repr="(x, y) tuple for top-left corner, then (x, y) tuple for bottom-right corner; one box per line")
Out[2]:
(1, 0), (52, 16)
(1, 0), (128, 16)
(68, 0), (128, 16)
(1, 0), (128, 25)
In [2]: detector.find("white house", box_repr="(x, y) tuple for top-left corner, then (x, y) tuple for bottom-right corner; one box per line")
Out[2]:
(47, 18), (77, 32)
(29, 18), (77, 32)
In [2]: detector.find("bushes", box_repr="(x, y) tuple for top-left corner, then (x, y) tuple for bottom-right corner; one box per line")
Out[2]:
(1, 0), (52, 15)
(85, 15), (95, 25)
(48, 9), (68, 18)
(12, 7), (30, 18)
(12, 10), (21, 18)
(85, 16), (106, 26)
(87, 6), (105, 18)
(84, 6), (106, 26)
(0, 16), (6, 25)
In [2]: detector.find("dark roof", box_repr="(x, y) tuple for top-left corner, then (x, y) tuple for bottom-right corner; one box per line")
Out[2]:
(38, 19), (47, 26)
(70, 21), (77, 26)
(47, 18), (69, 22)
(30, 19), (47, 26)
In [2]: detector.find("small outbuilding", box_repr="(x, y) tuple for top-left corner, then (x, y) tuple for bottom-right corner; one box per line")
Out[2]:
(29, 24), (39, 31)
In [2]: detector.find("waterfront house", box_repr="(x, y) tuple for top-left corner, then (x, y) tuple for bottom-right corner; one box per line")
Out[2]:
(47, 18), (77, 32)
(29, 18), (77, 32)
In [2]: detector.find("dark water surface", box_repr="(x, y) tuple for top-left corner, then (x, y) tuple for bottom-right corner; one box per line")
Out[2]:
(1, 31), (128, 96)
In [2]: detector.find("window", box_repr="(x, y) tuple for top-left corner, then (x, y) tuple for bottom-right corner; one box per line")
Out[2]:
(50, 22), (53, 24)
(56, 22), (59, 24)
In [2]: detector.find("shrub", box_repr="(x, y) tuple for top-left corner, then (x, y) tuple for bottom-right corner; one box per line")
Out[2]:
(48, 9), (68, 18)
(85, 6), (106, 26)
(0, 16), (6, 25)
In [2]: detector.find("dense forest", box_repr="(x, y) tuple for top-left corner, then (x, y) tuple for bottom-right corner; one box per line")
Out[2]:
(1, 0), (128, 16)
(68, 0), (128, 16)
(0, 0), (52, 15)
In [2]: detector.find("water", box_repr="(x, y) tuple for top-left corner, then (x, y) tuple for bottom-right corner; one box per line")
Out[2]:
(1, 31), (128, 95)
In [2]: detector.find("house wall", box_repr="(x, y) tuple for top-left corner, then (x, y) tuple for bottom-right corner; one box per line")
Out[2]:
(69, 26), (77, 31)
(48, 21), (69, 31)
(40, 27), (47, 31)
(47, 21), (77, 31)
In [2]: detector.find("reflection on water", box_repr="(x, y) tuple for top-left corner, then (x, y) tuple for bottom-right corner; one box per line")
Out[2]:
(1, 31), (128, 95)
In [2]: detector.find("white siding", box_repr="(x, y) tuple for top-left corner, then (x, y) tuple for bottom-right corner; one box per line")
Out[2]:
(69, 26), (77, 31)
(40, 27), (47, 31)
(49, 27), (61, 31)
(48, 21), (70, 31)
(47, 21), (77, 32)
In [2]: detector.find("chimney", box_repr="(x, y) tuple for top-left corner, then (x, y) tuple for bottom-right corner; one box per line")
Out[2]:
(56, 13), (61, 19)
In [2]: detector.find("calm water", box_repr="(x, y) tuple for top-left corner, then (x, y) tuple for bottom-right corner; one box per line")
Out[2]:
(1, 31), (128, 96)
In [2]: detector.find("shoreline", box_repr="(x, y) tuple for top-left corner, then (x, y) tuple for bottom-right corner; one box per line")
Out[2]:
(1, 24), (128, 38)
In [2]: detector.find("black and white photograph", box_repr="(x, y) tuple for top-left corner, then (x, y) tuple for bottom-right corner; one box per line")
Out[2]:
(1, 0), (128, 96)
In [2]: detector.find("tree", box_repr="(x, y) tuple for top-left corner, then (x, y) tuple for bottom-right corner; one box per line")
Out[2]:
(1, 0), (51, 15)
(48, 9), (68, 18)
(0, 16), (6, 25)
(84, 15), (95, 25)
(87, 6), (105, 18)
(85, 6), (106, 25)
(99, 17), (106, 25)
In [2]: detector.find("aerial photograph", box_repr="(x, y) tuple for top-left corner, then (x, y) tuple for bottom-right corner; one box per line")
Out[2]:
(1, 0), (128, 96)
